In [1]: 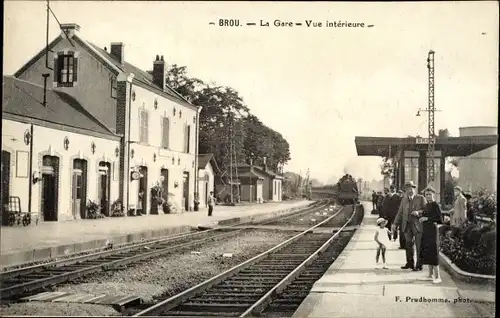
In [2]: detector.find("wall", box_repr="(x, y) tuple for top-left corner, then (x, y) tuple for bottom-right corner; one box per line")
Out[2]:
(15, 36), (118, 133)
(197, 163), (214, 207)
(270, 179), (282, 202)
(127, 84), (197, 212)
(2, 119), (120, 221)
(458, 126), (498, 192)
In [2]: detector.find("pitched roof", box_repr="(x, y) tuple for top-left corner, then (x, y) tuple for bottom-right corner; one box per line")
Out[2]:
(198, 153), (214, 169)
(238, 171), (265, 179)
(13, 31), (195, 110)
(2, 76), (117, 137)
(87, 43), (191, 105)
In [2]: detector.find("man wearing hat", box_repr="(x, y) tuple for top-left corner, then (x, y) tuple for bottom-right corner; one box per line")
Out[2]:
(451, 186), (467, 227)
(392, 181), (427, 271)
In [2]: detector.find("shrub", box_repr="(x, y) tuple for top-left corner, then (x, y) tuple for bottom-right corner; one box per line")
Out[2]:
(110, 200), (125, 217)
(479, 230), (497, 257)
(86, 200), (105, 219)
(470, 193), (497, 219)
(440, 231), (496, 275)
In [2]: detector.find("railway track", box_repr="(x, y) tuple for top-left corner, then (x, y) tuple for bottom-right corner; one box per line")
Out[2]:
(0, 200), (332, 300)
(133, 204), (360, 317)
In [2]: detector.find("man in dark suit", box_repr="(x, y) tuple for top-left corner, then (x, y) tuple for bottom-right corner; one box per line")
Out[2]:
(396, 190), (405, 249)
(381, 185), (400, 240)
(392, 181), (427, 271)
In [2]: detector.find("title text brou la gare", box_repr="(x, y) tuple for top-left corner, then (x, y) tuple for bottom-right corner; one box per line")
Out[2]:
(218, 19), (365, 28)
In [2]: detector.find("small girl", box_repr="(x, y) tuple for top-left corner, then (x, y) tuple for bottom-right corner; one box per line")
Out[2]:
(374, 218), (391, 269)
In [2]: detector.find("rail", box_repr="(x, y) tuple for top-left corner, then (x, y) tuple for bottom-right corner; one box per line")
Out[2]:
(0, 200), (330, 299)
(133, 204), (351, 316)
(241, 205), (358, 316)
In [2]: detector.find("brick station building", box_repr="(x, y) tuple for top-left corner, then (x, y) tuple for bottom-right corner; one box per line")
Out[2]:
(2, 23), (202, 222)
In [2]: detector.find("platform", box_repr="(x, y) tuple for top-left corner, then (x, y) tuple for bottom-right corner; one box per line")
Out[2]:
(0, 200), (313, 269)
(293, 202), (496, 318)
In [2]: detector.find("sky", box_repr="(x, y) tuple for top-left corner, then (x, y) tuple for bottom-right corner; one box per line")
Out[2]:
(3, 1), (499, 183)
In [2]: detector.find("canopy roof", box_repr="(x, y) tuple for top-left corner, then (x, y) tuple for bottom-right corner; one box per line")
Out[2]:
(355, 135), (498, 158)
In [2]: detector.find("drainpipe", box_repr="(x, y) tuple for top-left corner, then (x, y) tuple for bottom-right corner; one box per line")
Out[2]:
(28, 123), (34, 213)
(194, 105), (202, 206)
(126, 82), (133, 214)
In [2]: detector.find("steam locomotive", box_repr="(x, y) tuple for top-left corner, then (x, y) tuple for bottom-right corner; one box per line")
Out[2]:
(335, 174), (359, 205)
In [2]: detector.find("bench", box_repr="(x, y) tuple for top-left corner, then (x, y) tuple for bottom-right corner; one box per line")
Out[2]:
(6, 196), (39, 226)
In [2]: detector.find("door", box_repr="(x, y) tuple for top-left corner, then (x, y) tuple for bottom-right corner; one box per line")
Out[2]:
(183, 172), (189, 211)
(1, 151), (11, 225)
(98, 162), (111, 216)
(1, 151), (10, 210)
(73, 159), (88, 218)
(41, 156), (59, 221)
(204, 181), (208, 208)
(161, 168), (169, 202)
(138, 166), (148, 214)
(71, 170), (82, 219)
(42, 171), (56, 221)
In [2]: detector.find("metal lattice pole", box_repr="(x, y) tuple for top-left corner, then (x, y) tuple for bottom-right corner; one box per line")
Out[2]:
(427, 50), (436, 182)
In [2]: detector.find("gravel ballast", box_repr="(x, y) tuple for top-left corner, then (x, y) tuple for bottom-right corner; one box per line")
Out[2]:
(0, 230), (294, 316)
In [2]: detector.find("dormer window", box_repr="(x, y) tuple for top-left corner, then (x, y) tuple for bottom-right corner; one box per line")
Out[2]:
(54, 51), (79, 87)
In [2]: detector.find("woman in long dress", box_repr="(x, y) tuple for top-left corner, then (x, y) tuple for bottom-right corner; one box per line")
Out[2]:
(418, 187), (443, 284)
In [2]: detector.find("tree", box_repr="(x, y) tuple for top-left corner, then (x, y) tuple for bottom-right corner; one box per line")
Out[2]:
(165, 64), (292, 180)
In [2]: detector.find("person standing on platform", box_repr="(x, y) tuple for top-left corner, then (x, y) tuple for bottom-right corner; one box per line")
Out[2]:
(376, 191), (385, 214)
(396, 189), (406, 249)
(374, 218), (391, 269)
(381, 185), (399, 241)
(207, 191), (214, 217)
(392, 181), (427, 271)
(416, 187), (443, 284)
(451, 186), (467, 227)
(372, 191), (377, 211)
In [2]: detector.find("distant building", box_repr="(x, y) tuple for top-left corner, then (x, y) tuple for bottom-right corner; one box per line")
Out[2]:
(457, 126), (497, 193)
(215, 162), (283, 203)
(197, 154), (216, 208)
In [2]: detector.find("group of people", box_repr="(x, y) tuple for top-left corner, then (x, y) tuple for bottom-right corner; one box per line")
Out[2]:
(373, 181), (470, 284)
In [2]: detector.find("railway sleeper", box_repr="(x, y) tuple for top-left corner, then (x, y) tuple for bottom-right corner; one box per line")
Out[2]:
(218, 282), (278, 287)
(179, 302), (253, 309)
(163, 310), (241, 317)
(200, 293), (263, 298)
(232, 275), (288, 279)
(239, 271), (291, 275)
(189, 296), (261, 303)
(270, 253), (313, 258)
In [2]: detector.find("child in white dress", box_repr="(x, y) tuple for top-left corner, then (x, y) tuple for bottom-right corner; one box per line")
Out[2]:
(374, 218), (391, 269)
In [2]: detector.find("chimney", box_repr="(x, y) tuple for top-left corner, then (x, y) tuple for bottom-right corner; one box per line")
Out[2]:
(153, 55), (166, 91)
(110, 42), (125, 65)
(60, 23), (80, 39)
(263, 157), (267, 171)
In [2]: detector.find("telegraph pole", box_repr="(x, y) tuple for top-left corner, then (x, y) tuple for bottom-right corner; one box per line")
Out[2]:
(416, 50), (440, 183)
(427, 50), (436, 182)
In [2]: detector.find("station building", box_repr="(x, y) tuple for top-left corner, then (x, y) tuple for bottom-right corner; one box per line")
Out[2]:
(2, 76), (121, 221)
(215, 161), (283, 203)
(355, 130), (498, 203)
(2, 23), (202, 222)
(197, 153), (216, 208)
